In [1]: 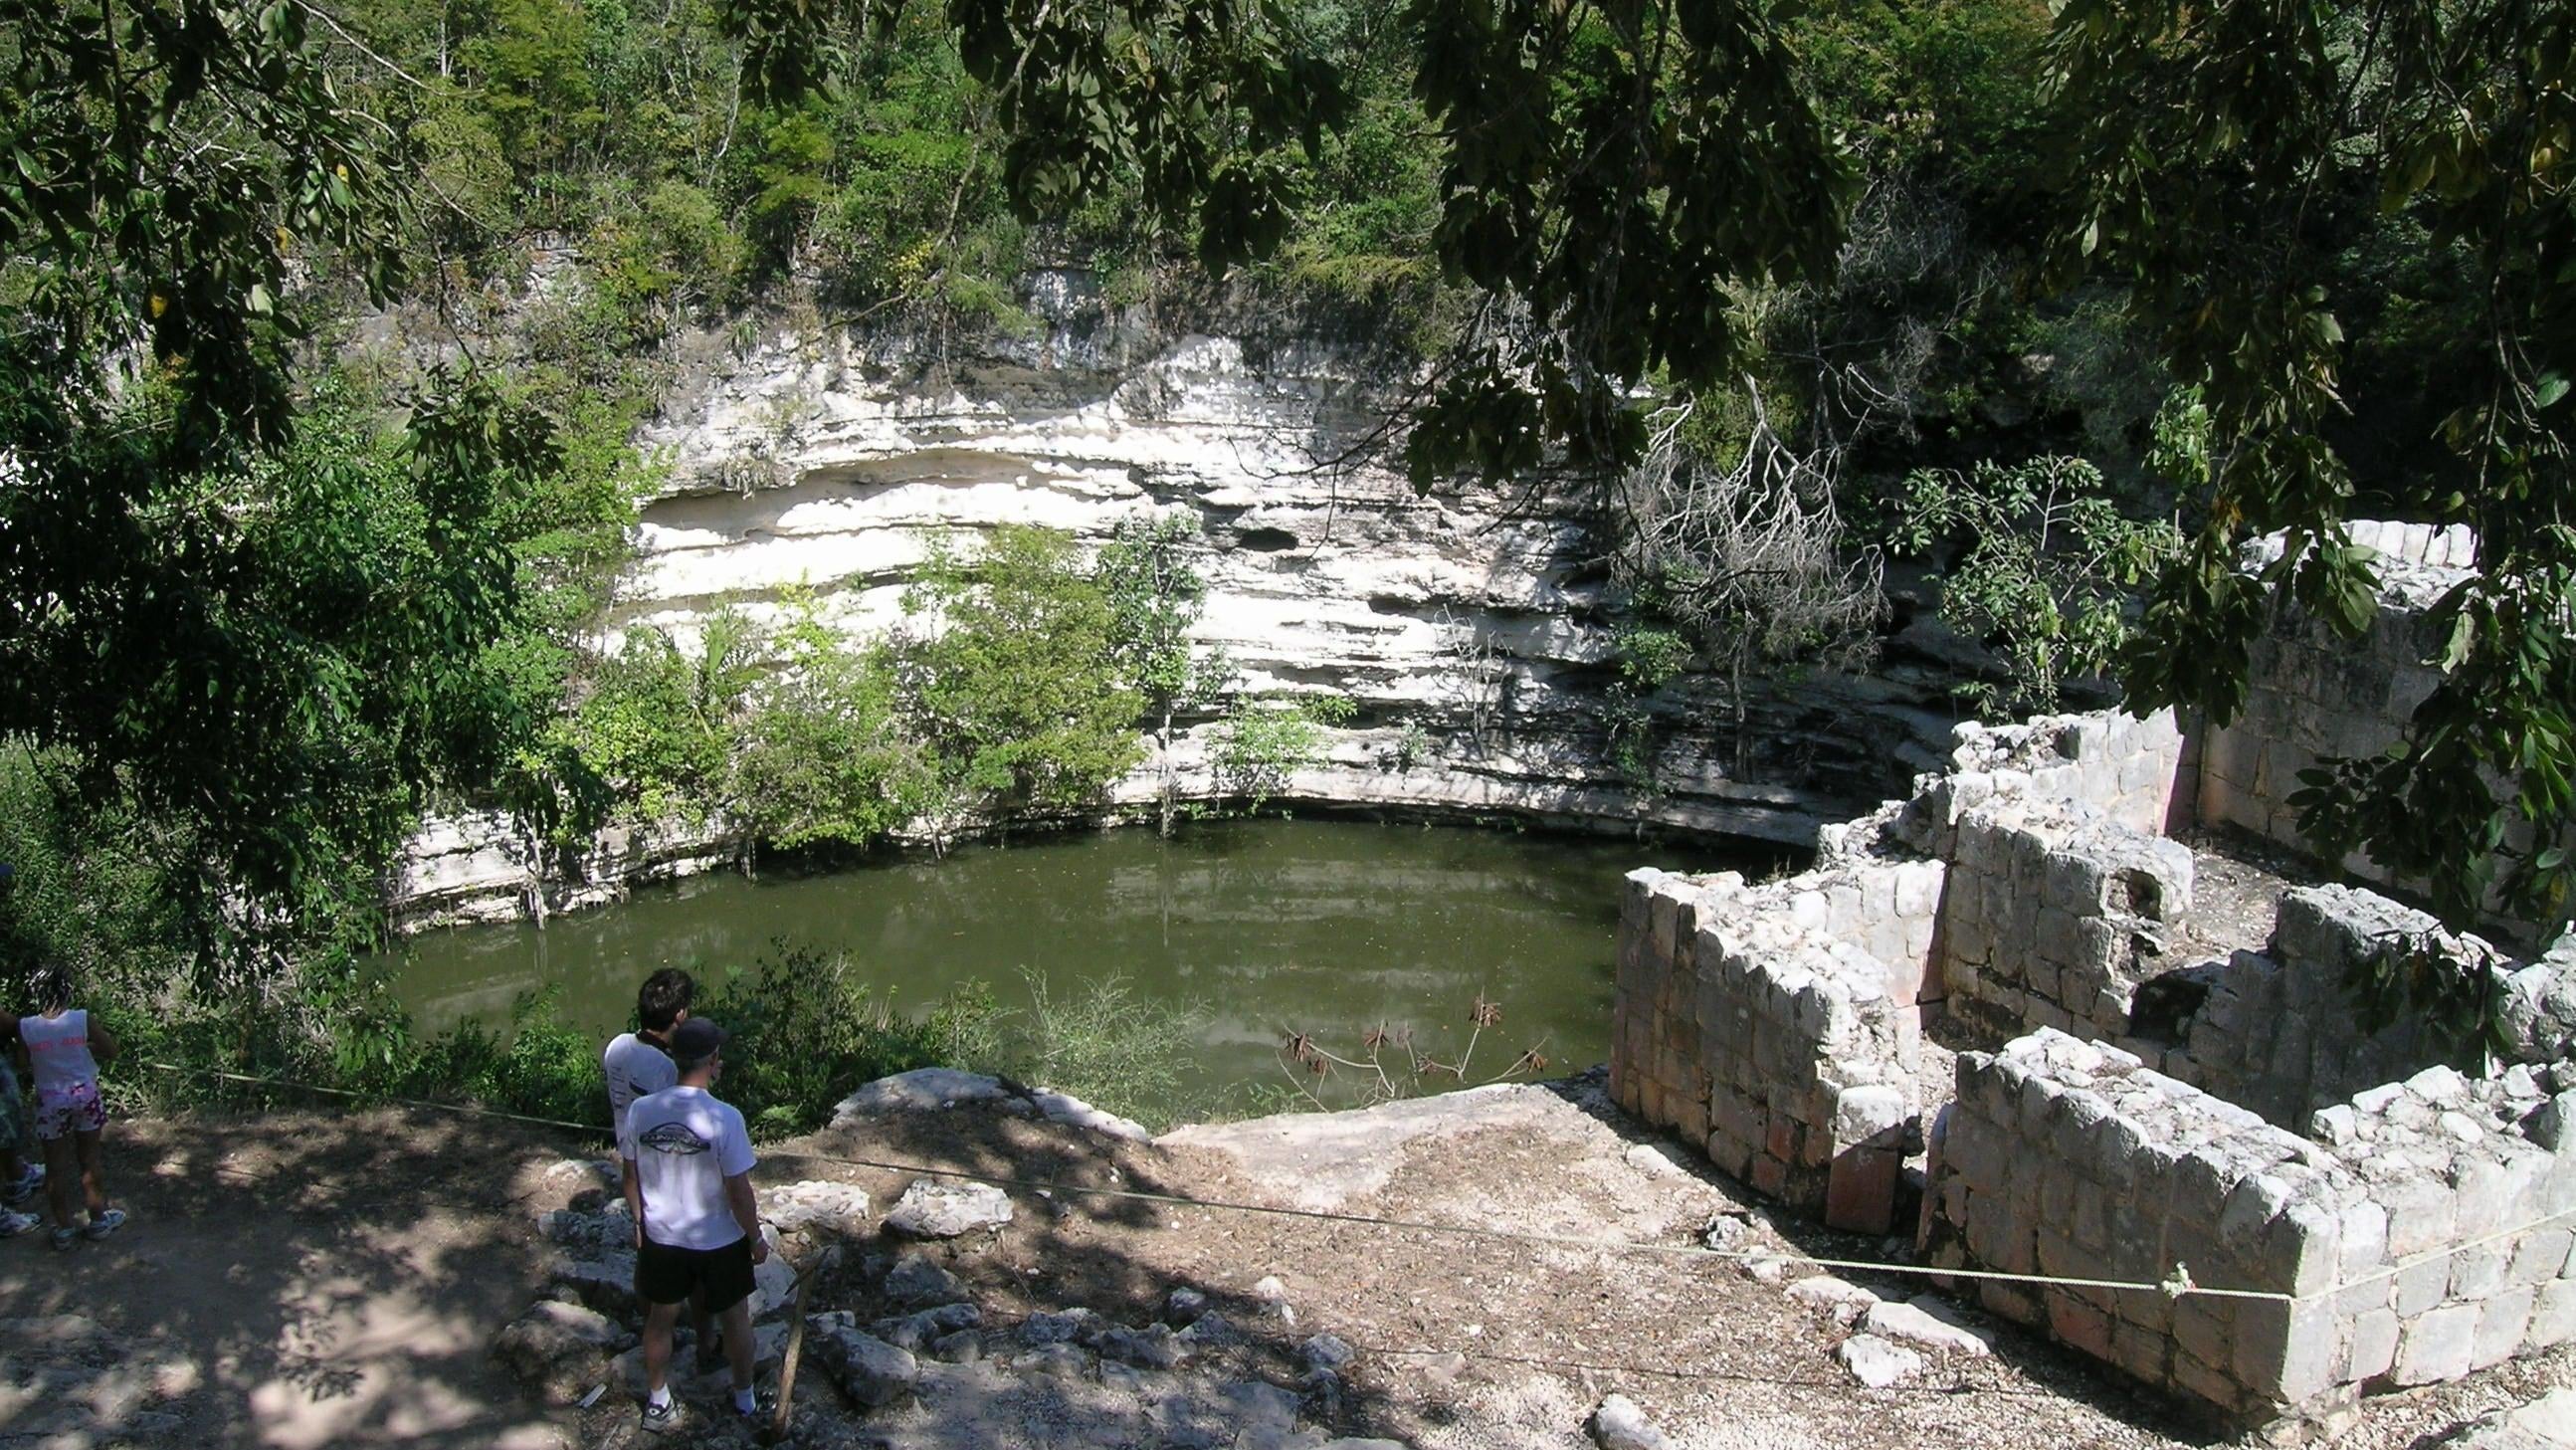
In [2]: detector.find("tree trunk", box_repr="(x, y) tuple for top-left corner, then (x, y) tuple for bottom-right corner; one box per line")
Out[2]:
(1156, 711), (1176, 838)
(1730, 648), (1752, 782)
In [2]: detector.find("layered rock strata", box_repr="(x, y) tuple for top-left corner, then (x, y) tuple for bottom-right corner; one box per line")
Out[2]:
(392, 297), (1966, 926)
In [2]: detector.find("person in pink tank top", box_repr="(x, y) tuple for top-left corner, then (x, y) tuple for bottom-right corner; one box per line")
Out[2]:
(15, 960), (124, 1251)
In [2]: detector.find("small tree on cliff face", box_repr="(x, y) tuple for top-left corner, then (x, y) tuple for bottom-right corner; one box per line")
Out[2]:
(1614, 389), (1884, 779)
(1096, 514), (1235, 835)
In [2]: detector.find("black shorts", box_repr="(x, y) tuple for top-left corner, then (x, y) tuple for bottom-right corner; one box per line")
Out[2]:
(635, 1234), (756, 1314)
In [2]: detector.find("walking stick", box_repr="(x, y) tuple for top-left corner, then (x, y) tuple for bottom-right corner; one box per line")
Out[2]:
(763, 1243), (840, 1446)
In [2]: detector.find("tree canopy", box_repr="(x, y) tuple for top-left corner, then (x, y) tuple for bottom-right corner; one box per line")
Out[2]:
(4, 0), (2571, 955)
(2053, 0), (2575, 927)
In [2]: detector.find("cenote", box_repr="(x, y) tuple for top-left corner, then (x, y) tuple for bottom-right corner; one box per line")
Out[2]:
(379, 818), (1780, 1121)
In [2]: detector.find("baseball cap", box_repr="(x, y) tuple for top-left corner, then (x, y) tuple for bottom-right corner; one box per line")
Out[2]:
(671, 1017), (727, 1066)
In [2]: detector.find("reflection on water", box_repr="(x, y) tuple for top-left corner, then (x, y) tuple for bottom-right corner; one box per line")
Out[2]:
(378, 819), (1773, 1114)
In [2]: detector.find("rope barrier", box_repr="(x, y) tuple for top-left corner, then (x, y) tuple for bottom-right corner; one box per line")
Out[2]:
(139, 1059), (2294, 1302)
(138, 1058), (2576, 1311)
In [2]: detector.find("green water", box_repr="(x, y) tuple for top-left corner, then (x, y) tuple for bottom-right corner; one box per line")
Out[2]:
(380, 819), (1774, 1116)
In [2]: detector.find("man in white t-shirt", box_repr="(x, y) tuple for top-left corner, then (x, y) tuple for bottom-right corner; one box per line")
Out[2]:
(620, 1017), (767, 1433)
(603, 968), (693, 1141)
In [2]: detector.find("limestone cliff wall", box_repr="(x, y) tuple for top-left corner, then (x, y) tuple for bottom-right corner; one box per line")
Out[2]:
(390, 281), (1967, 926)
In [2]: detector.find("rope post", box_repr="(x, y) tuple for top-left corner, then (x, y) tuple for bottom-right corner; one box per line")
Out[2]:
(764, 1243), (838, 1445)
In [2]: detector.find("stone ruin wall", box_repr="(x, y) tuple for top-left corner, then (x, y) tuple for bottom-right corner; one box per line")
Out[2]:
(2195, 523), (2470, 860)
(1608, 523), (2576, 1424)
(1615, 855), (1941, 1234)
(1923, 1029), (2576, 1421)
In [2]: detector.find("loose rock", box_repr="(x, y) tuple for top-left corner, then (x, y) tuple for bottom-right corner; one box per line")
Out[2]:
(872, 1303), (981, 1352)
(884, 1251), (967, 1308)
(1837, 1334), (1925, 1388)
(806, 1313), (919, 1408)
(1094, 1323), (1184, 1370)
(536, 1204), (632, 1250)
(1299, 1334), (1355, 1373)
(1862, 1298), (1994, 1357)
(1589, 1392), (1672, 1450)
(929, 1329), (983, 1364)
(1784, 1275), (1881, 1326)
(760, 1180), (874, 1238)
(1252, 1275), (1296, 1325)
(1018, 1309), (1095, 1346)
(1700, 1215), (1752, 1252)
(886, 1180), (1014, 1239)
(492, 1300), (629, 1406)
(1013, 1342), (1091, 1380)
(1177, 1312), (1242, 1348)
(548, 1251), (641, 1320)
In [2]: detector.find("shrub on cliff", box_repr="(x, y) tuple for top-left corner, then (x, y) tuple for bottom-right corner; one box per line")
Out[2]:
(892, 526), (1145, 825)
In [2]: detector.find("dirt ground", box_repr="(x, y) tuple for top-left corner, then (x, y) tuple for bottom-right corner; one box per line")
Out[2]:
(6, 1080), (2565, 1450)
(0, 1107), (586, 1449)
(2161, 828), (2333, 967)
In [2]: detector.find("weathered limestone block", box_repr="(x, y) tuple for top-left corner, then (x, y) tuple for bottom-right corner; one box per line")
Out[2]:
(493, 1300), (631, 1406)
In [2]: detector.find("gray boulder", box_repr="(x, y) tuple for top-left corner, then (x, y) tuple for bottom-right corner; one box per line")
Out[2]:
(492, 1300), (629, 1406)
(1836, 1334), (1924, 1388)
(759, 1180), (873, 1238)
(872, 1303), (982, 1352)
(806, 1312), (919, 1408)
(547, 1251), (640, 1321)
(1094, 1323), (1184, 1370)
(885, 1251), (967, 1308)
(1588, 1393), (1670, 1450)
(886, 1180), (1014, 1239)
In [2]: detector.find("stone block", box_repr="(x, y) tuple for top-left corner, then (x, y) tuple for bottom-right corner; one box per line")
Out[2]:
(1674, 1089), (1711, 1148)
(2454, 1242), (2514, 1301)
(1650, 893), (1683, 961)
(1976, 1279), (2039, 1326)
(2232, 1300), (2342, 1404)
(2454, 1154), (2510, 1239)
(2267, 1196), (2343, 1298)
(2338, 1199), (2390, 1277)
(2169, 1349), (2242, 1414)
(2036, 1226), (2083, 1280)
(1830, 1085), (1909, 1149)
(2390, 1303), (2478, 1385)
(2046, 1293), (2114, 1361)
(1704, 1128), (1752, 1181)
(2473, 1287), (2535, 1369)
(2394, 1254), (2453, 1318)
(2382, 1174), (2459, 1258)
(2035, 907), (2083, 971)
(2528, 1279), (2576, 1350)
(2171, 1298), (2234, 1368)
(2347, 1307), (2401, 1383)
(2172, 1147), (2235, 1234)
(2111, 1318), (2172, 1383)
(1825, 1147), (1902, 1236)
(2509, 1228), (2572, 1288)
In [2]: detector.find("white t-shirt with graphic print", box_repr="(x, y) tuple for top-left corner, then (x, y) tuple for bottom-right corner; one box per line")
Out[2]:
(620, 1084), (755, 1251)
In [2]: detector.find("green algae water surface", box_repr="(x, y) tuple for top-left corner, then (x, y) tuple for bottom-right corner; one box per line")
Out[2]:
(379, 818), (1777, 1121)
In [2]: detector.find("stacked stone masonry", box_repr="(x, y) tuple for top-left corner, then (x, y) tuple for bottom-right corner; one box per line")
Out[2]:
(1612, 856), (1942, 1234)
(1608, 521), (2576, 1424)
(1924, 1030), (2576, 1421)
(2154, 888), (2576, 1131)
(1935, 794), (2195, 1041)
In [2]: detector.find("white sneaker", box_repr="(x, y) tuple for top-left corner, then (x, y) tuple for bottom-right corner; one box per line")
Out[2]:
(0, 1209), (40, 1238)
(2, 1166), (40, 1205)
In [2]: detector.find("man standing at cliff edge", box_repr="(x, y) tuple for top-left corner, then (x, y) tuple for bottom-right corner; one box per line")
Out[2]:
(621, 1016), (769, 1432)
